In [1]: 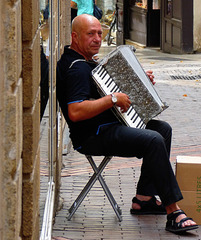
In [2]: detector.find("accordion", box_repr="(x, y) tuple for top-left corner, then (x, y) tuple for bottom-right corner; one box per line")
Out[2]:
(92, 45), (168, 128)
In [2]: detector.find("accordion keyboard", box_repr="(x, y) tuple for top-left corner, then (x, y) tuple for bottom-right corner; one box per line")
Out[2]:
(93, 65), (146, 129)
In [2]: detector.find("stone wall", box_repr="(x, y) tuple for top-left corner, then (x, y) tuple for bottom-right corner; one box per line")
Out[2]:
(0, 0), (70, 239)
(0, 0), (23, 239)
(0, 1), (4, 238)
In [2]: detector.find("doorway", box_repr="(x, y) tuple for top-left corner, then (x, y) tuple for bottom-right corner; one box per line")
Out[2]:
(161, 0), (193, 53)
(122, 0), (161, 47)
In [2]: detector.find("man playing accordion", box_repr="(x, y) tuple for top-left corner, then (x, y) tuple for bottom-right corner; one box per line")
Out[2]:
(56, 14), (198, 234)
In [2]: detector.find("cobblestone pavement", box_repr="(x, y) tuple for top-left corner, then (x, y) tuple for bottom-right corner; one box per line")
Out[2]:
(41, 44), (201, 239)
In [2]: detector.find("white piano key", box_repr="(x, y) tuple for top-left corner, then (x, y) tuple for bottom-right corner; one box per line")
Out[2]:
(137, 121), (146, 129)
(111, 83), (119, 92)
(101, 74), (110, 84)
(132, 115), (142, 127)
(129, 107), (136, 116)
(131, 112), (138, 121)
(107, 81), (116, 92)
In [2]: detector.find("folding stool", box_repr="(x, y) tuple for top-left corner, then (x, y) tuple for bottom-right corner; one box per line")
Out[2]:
(68, 155), (122, 221)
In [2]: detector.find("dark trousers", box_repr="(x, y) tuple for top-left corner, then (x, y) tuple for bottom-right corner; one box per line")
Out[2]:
(78, 120), (183, 206)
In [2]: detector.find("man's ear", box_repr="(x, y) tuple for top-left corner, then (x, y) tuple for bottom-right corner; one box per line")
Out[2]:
(72, 32), (79, 44)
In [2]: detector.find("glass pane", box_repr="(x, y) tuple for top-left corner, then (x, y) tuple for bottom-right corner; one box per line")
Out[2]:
(39, 0), (50, 233)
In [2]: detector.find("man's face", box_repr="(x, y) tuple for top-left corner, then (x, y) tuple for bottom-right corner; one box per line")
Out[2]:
(75, 20), (102, 60)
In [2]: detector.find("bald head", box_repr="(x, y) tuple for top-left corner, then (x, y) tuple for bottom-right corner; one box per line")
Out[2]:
(72, 14), (101, 34)
(70, 14), (102, 60)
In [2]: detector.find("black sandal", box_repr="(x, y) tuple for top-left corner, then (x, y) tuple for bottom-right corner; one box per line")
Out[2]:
(130, 196), (166, 215)
(165, 209), (198, 234)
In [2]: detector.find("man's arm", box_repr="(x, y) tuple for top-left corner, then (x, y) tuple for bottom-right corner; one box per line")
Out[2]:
(68, 92), (131, 122)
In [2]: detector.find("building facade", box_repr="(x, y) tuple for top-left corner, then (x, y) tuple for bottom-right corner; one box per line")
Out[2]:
(117, 0), (201, 53)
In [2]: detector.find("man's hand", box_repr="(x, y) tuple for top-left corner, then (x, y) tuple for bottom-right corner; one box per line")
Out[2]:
(146, 70), (155, 85)
(113, 92), (131, 113)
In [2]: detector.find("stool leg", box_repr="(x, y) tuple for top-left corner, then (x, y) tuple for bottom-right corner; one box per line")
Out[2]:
(86, 156), (122, 221)
(68, 171), (98, 220)
(68, 155), (112, 220)
(98, 174), (122, 221)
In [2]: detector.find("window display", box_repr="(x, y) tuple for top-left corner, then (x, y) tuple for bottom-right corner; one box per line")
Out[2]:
(134, 0), (160, 10)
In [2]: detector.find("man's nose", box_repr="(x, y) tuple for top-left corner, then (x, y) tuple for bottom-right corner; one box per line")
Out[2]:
(94, 33), (102, 42)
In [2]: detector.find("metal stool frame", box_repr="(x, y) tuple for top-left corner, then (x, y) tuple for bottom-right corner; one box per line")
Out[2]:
(68, 155), (122, 221)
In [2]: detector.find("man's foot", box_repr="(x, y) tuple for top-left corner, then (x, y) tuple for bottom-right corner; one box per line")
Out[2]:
(130, 196), (166, 215)
(166, 209), (198, 234)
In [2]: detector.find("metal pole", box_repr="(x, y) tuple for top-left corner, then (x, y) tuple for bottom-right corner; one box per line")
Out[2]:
(49, 0), (54, 178)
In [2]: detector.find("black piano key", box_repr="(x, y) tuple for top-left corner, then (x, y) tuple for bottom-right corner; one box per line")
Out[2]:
(107, 79), (113, 87)
(102, 71), (108, 80)
(131, 112), (138, 121)
(127, 106), (133, 115)
(103, 75), (111, 84)
(105, 78), (112, 85)
(132, 114), (140, 123)
(97, 66), (104, 75)
(99, 68), (106, 78)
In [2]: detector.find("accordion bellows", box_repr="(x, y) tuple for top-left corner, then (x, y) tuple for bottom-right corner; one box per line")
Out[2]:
(92, 45), (168, 128)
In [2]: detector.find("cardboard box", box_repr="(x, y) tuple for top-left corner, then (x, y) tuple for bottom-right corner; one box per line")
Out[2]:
(176, 156), (201, 225)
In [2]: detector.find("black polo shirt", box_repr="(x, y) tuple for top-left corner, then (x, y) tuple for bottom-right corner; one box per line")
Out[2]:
(56, 46), (118, 150)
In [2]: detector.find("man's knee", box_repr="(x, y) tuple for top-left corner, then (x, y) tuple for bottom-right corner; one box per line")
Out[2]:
(147, 120), (172, 139)
(163, 121), (172, 132)
(152, 131), (166, 147)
